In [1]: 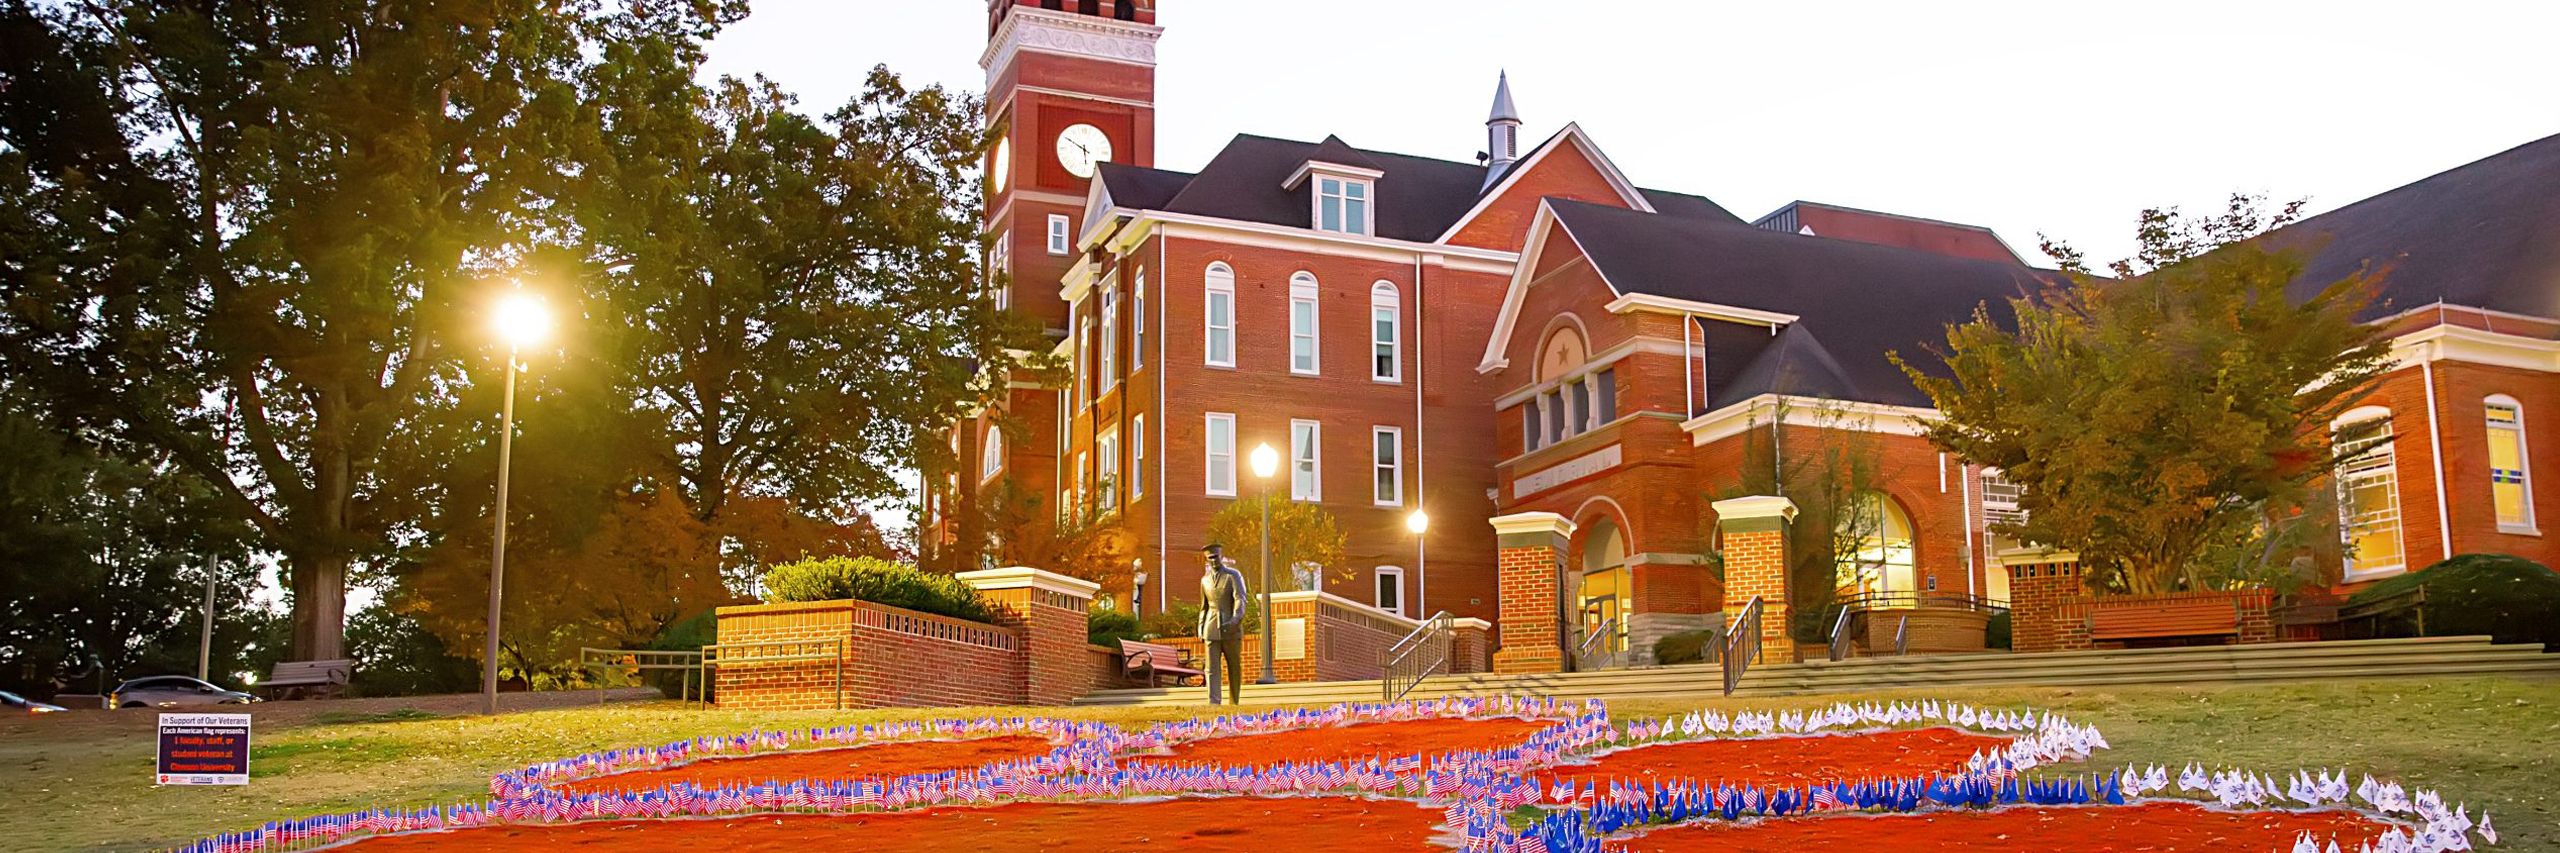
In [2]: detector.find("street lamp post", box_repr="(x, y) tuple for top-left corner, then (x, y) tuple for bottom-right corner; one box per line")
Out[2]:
(1406, 509), (1430, 617)
(1247, 442), (1280, 684)
(483, 291), (551, 716)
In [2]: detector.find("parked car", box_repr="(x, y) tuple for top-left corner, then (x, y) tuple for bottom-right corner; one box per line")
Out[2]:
(0, 690), (67, 713)
(109, 676), (258, 709)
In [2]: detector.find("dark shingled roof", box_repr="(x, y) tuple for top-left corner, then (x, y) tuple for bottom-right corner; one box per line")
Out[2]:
(1109, 133), (1739, 242)
(1548, 198), (2052, 408)
(2271, 133), (2560, 321)
(1094, 163), (1196, 211)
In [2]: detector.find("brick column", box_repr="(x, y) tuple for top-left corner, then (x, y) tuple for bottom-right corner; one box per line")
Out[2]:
(1997, 548), (2082, 653)
(1490, 511), (1575, 674)
(959, 567), (1100, 706)
(1712, 496), (1798, 666)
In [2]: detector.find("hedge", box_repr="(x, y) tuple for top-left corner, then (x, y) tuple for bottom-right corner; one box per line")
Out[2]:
(759, 556), (995, 624)
(2347, 553), (2558, 648)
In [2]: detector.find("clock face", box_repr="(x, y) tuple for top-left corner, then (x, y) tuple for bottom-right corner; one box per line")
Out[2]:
(991, 136), (1012, 193)
(1054, 123), (1111, 179)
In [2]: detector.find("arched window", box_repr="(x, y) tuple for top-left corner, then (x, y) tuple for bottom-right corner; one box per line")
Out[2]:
(2331, 406), (2404, 579)
(979, 422), (1004, 482)
(1370, 281), (1401, 382)
(1289, 272), (1320, 374)
(2486, 395), (2535, 532)
(1521, 323), (1614, 452)
(1204, 263), (1235, 367)
(1838, 491), (1916, 596)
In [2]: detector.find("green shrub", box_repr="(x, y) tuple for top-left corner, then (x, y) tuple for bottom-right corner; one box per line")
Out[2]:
(2347, 553), (2559, 647)
(1653, 628), (1718, 666)
(759, 556), (994, 623)
(1984, 610), (2013, 649)
(1088, 608), (1141, 646)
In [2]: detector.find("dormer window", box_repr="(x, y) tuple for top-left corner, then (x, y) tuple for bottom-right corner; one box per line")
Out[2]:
(1317, 176), (1371, 235)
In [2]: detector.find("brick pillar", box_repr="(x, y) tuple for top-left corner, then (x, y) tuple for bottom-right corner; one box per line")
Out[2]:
(1448, 617), (1493, 674)
(1997, 549), (2082, 653)
(959, 567), (1099, 706)
(1490, 511), (1576, 674)
(1712, 496), (1798, 666)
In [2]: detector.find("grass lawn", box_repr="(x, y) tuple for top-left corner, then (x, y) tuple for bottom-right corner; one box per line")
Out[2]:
(8, 677), (2555, 853)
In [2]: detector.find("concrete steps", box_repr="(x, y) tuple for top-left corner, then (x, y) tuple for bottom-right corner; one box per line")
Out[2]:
(1070, 635), (2560, 706)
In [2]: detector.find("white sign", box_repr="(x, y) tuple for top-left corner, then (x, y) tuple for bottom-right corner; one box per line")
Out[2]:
(1512, 444), (1623, 500)
(157, 713), (251, 785)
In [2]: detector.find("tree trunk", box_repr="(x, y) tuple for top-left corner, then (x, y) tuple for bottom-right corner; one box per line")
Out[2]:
(288, 550), (349, 661)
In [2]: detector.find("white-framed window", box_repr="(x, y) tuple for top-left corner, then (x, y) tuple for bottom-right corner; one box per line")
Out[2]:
(1979, 467), (2025, 526)
(1316, 176), (1371, 236)
(1290, 418), (1322, 501)
(1370, 281), (1401, 382)
(1289, 272), (1320, 375)
(979, 422), (1004, 483)
(2333, 407), (2406, 579)
(1204, 412), (1236, 496)
(1291, 561), (1322, 592)
(1096, 427), (1120, 511)
(1372, 425), (1403, 506)
(1047, 214), (1072, 255)
(1129, 414), (1146, 501)
(2487, 395), (2536, 532)
(1071, 449), (1089, 516)
(1132, 268), (1146, 370)
(1204, 263), (1236, 367)
(1373, 565), (1406, 617)
(1522, 367), (1619, 452)
(1099, 286), (1118, 389)
(1072, 312), (1087, 410)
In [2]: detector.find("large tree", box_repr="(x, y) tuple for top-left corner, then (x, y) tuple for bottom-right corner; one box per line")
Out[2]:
(0, 0), (643, 659)
(1893, 196), (2394, 594)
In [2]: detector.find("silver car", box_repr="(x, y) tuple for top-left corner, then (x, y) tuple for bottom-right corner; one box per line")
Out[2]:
(110, 676), (258, 709)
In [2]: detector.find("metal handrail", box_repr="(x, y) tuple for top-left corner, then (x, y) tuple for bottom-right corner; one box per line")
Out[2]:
(1827, 606), (1857, 662)
(577, 647), (707, 706)
(1721, 595), (1764, 696)
(1833, 590), (2010, 614)
(1380, 611), (1453, 701)
(1574, 616), (1620, 671)
(1893, 615), (1911, 656)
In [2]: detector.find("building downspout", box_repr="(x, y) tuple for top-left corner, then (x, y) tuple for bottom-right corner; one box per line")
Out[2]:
(2421, 359), (2454, 561)
(1960, 462), (1976, 599)
(1157, 225), (1171, 613)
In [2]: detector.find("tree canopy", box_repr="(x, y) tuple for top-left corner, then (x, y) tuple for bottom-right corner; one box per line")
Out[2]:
(1894, 196), (2393, 594)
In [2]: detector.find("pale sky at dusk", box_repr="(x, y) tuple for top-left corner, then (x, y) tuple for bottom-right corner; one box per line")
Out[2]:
(704, 0), (2559, 266)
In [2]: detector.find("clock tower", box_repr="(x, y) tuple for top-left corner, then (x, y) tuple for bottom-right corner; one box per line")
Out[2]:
(980, 0), (1161, 328)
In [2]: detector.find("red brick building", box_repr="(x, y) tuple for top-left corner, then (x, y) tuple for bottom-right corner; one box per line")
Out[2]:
(939, 0), (2558, 668)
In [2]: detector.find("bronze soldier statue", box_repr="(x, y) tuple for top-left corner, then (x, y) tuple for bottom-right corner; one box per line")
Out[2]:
(1197, 544), (1248, 705)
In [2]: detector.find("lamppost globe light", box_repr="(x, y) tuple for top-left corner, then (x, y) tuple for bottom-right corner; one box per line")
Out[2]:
(1407, 509), (1430, 534)
(491, 292), (552, 349)
(1248, 442), (1279, 479)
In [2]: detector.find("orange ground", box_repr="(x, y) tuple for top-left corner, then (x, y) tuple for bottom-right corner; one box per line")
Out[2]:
(1542, 727), (2012, 791)
(339, 796), (1445, 853)
(1132, 717), (1556, 769)
(1616, 802), (2398, 853)
(558, 736), (1058, 795)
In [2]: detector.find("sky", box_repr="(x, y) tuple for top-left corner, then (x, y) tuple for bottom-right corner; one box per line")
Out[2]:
(702, 0), (2558, 266)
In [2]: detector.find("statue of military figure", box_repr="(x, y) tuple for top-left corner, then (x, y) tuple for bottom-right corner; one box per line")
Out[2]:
(1197, 544), (1248, 705)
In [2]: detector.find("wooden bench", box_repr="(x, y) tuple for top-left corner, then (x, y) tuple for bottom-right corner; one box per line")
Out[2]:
(2087, 599), (2240, 641)
(1119, 639), (1201, 688)
(260, 659), (354, 700)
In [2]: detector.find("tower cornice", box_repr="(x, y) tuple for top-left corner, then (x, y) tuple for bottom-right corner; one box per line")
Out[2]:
(981, 7), (1164, 89)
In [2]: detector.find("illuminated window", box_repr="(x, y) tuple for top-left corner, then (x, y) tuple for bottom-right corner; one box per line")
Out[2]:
(1839, 491), (1916, 595)
(2487, 396), (2535, 532)
(2333, 408), (2405, 579)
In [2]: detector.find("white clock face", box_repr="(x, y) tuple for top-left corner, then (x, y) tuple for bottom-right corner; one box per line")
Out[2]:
(1055, 123), (1111, 179)
(991, 136), (1012, 193)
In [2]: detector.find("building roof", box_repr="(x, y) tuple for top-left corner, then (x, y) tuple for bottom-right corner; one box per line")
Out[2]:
(2272, 132), (2560, 322)
(1111, 133), (1739, 243)
(1753, 200), (2025, 264)
(1548, 198), (2051, 408)
(1488, 71), (1520, 123)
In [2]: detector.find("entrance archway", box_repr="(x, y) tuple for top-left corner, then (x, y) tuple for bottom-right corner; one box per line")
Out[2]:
(1574, 517), (1630, 661)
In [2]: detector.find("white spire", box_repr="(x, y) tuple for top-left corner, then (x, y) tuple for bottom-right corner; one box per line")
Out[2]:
(1483, 71), (1522, 189)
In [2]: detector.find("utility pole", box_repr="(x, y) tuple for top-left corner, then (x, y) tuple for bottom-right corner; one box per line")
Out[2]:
(197, 560), (217, 681)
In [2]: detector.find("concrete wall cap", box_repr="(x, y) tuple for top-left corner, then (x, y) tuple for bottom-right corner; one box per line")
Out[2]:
(1489, 510), (1577, 538)
(1270, 589), (1423, 629)
(1710, 495), (1799, 523)
(1994, 547), (2080, 566)
(1449, 617), (1494, 630)
(957, 566), (1103, 598)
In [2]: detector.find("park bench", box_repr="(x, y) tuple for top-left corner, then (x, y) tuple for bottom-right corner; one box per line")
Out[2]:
(259, 659), (354, 700)
(1119, 639), (1201, 688)
(2087, 598), (2240, 642)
